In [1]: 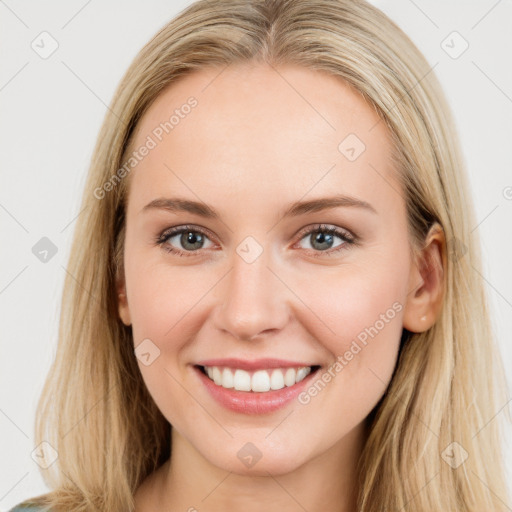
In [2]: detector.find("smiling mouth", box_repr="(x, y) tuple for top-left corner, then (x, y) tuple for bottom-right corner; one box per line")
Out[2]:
(195, 364), (321, 393)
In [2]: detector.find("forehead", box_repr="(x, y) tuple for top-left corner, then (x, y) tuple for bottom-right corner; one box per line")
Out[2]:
(124, 62), (398, 216)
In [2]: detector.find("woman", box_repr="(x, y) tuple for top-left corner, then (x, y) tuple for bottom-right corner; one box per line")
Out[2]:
(10, 0), (510, 510)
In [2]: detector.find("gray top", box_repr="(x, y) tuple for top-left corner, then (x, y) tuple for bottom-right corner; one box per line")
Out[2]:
(9, 505), (45, 512)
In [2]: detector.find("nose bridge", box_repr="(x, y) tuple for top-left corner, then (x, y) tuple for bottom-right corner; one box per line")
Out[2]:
(214, 237), (289, 341)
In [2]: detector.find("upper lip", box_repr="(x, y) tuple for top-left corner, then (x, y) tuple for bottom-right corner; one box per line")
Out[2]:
(195, 358), (320, 371)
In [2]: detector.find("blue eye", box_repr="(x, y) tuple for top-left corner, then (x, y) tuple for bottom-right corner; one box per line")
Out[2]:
(295, 224), (356, 257)
(155, 223), (356, 257)
(156, 225), (214, 256)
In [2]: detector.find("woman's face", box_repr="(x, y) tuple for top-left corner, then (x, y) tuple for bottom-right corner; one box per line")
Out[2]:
(118, 62), (420, 475)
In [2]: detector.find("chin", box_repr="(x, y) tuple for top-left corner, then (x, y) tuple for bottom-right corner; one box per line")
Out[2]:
(205, 440), (311, 476)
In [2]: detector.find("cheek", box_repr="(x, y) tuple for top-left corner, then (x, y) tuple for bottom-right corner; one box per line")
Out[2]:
(125, 247), (213, 344)
(291, 256), (406, 416)
(124, 255), (211, 426)
(293, 258), (406, 355)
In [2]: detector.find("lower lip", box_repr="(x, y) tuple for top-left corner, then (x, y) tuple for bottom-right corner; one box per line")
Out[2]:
(193, 365), (320, 414)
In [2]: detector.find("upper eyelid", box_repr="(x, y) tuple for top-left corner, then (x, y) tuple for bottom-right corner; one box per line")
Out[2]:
(158, 224), (214, 240)
(295, 223), (354, 240)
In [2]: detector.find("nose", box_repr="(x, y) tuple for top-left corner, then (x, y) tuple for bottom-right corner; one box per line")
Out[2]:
(213, 243), (290, 341)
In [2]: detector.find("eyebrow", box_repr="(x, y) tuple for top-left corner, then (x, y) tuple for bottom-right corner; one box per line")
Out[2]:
(141, 194), (377, 218)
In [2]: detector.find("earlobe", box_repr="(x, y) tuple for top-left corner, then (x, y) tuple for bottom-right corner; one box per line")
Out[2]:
(116, 281), (132, 326)
(402, 223), (446, 333)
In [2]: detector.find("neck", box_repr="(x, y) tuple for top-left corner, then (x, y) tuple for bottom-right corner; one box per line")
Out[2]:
(138, 423), (366, 512)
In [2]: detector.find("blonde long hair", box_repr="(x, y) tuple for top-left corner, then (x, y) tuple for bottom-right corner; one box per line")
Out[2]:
(22, 0), (510, 510)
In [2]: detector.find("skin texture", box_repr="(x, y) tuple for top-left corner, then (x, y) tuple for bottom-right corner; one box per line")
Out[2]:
(117, 62), (445, 512)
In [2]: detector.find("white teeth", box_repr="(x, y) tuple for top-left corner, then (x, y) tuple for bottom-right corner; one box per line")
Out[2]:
(270, 369), (285, 390)
(252, 370), (271, 392)
(296, 366), (311, 382)
(202, 365), (314, 392)
(221, 367), (234, 388)
(284, 368), (296, 387)
(233, 369), (251, 391)
(212, 366), (222, 385)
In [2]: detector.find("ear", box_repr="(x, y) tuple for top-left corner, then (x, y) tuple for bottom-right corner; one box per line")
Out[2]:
(116, 277), (132, 326)
(403, 222), (446, 333)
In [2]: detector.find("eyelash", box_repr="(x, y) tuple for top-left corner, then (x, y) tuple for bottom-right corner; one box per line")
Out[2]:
(154, 223), (357, 258)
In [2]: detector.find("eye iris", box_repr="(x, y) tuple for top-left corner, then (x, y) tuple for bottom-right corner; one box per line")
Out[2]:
(181, 231), (204, 250)
(311, 231), (334, 251)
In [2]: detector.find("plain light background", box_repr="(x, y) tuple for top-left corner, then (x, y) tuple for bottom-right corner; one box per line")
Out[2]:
(1, 0), (511, 509)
